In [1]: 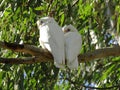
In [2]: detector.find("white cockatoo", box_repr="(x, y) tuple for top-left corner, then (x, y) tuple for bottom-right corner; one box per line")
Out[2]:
(62, 24), (82, 69)
(37, 17), (65, 69)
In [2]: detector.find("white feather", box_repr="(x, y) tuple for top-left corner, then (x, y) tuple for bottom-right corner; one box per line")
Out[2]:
(62, 24), (82, 69)
(37, 17), (65, 69)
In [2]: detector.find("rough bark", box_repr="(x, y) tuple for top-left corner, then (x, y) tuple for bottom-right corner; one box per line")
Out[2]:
(0, 41), (120, 64)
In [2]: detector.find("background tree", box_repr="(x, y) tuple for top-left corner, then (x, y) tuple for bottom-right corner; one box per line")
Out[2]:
(0, 0), (120, 89)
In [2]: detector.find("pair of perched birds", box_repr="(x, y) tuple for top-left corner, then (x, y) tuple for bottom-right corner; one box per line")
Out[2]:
(37, 17), (82, 69)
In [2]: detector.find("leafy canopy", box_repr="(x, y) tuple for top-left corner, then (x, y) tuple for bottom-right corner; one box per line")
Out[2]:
(0, 0), (120, 89)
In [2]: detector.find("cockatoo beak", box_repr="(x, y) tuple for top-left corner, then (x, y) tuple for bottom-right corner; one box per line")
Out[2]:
(37, 20), (40, 26)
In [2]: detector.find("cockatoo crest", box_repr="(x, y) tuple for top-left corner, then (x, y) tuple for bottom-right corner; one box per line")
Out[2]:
(37, 17), (56, 27)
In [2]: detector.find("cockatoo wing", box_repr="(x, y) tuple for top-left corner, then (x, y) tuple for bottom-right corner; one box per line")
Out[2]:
(48, 23), (65, 68)
(65, 32), (82, 69)
(39, 22), (65, 69)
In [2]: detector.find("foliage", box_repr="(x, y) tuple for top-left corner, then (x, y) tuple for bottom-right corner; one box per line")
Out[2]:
(0, 0), (120, 89)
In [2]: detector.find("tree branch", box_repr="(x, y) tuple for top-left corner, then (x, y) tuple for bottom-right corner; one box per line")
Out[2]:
(0, 41), (120, 64)
(79, 46), (120, 63)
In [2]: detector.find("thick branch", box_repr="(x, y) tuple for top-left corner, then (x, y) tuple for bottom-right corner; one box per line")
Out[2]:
(79, 46), (120, 63)
(0, 41), (120, 64)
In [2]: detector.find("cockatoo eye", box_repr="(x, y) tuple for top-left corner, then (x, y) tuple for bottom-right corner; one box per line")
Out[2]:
(67, 29), (70, 32)
(64, 29), (71, 34)
(65, 29), (70, 32)
(40, 21), (43, 25)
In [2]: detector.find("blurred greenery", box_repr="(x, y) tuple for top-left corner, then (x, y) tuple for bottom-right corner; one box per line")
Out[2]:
(0, 0), (120, 89)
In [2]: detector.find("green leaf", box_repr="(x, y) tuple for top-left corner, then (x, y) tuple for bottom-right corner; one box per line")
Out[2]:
(100, 64), (115, 81)
(60, 13), (65, 26)
(34, 6), (44, 11)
